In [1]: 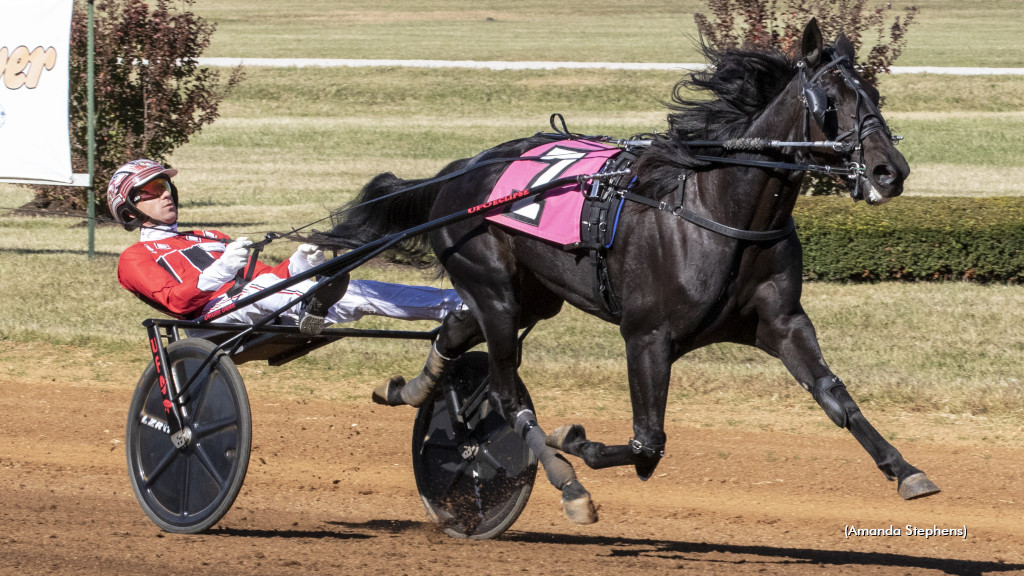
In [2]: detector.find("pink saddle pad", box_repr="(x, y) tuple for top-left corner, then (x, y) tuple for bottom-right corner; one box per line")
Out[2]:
(484, 139), (620, 247)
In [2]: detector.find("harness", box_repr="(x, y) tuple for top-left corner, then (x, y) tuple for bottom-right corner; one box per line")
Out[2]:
(283, 48), (898, 318)
(574, 148), (797, 316)
(561, 48), (901, 316)
(576, 149), (637, 315)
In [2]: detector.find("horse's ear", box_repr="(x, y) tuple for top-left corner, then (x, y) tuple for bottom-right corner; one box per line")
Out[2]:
(835, 33), (856, 60)
(802, 18), (823, 67)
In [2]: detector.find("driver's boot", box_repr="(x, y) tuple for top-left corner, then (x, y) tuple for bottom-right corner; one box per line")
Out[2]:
(372, 342), (455, 407)
(297, 273), (350, 336)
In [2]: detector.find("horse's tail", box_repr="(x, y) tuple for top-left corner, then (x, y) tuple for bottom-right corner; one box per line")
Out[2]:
(310, 158), (470, 263)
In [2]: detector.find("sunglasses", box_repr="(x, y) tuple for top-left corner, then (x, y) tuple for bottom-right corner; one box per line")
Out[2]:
(132, 178), (172, 202)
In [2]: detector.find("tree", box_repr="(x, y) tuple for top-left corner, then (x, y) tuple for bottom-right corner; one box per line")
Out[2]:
(694, 0), (916, 85)
(31, 0), (242, 213)
(693, 0), (917, 196)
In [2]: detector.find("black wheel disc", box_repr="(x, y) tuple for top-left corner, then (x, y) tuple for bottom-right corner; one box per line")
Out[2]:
(125, 338), (251, 533)
(412, 351), (537, 539)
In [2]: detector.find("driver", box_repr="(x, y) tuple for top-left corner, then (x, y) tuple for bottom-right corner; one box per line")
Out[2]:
(109, 159), (464, 332)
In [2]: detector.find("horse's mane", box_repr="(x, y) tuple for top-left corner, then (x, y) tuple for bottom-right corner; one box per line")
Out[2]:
(634, 42), (798, 197)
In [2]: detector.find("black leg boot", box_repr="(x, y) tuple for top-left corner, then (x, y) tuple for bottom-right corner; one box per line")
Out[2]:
(372, 342), (455, 407)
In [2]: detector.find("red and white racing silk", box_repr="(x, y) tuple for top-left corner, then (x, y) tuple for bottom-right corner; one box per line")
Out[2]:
(119, 225), (465, 325)
(117, 225), (291, 318)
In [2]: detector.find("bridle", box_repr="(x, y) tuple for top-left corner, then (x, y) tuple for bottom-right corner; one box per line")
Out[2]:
(800, 47), (895, 144)
(610, 45), (905, 241)
(632, 45), (903, 207)
(797, 46), (900, 200)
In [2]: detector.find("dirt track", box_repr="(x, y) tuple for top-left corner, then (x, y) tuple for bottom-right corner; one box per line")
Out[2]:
(2, 346), (1023, 575)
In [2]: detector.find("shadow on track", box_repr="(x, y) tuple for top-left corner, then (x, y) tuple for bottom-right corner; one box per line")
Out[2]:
(234, 519), (1018, 576)
(502, 531), (1018, 576)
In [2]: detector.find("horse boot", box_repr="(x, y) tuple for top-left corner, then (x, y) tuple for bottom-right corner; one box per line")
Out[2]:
(297, 272), (350, 336)
(811, 375), (849, 428)
(372, 342), (455, 407)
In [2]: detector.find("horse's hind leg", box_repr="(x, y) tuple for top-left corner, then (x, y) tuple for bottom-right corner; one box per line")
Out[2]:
(758, 311), (940, 500)
(459, 277), (596, 524)
(372, 307), (482, 407)
(499, 290), (598, 524)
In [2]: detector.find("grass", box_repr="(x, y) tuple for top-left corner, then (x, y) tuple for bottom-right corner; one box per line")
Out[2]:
(189, 0), (1024, 67)
(2, 234), (1023, 418)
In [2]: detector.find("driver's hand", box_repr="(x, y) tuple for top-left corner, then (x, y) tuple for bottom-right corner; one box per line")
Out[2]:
(197, 237), (251, 291)
(218, 237), (252, 272)
(289, 243), (325, 274)
(297, 244), (325, 267)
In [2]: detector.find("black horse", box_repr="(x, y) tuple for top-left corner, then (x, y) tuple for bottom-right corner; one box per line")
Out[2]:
(319, 19), (939, 524)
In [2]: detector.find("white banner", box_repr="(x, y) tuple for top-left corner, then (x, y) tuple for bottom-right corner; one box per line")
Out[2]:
(0, 0), (73, 184)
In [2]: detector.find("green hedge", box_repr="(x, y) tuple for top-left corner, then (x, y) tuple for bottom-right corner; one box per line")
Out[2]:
(793, 196), (1024, 282)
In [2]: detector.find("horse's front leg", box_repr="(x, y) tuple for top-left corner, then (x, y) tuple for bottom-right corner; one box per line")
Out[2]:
(757, 309), (940, 500)
(547, 328), (671, 480)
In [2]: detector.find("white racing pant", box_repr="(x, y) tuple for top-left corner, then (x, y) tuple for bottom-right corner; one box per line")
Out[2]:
(204, 273), (464, 325)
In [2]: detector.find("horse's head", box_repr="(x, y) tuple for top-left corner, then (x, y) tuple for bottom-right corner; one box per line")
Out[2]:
(799, 19), (909, 205)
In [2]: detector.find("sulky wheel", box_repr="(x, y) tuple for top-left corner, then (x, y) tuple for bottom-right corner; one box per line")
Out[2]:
(125, 338), (251, 534)
(412, 351), (538, 539)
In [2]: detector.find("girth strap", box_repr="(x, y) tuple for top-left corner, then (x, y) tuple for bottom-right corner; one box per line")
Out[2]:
(591, 248), (620, 317)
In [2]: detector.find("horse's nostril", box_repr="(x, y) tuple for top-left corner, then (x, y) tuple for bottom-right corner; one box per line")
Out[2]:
(872, 165), (897, 187)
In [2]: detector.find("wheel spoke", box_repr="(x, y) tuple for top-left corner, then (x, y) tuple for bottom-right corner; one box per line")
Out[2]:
(478, 424), (516, 448)
(190, 365), (214, 407)
(141, 444), (179, 488)
(191, 415), (238, 441)
(477, 446), (507, 475)
(419, 431), (460, 453)
(193, 443), (228, 488)
(435, 459), (471, 500)
(180, 454), (192, 516)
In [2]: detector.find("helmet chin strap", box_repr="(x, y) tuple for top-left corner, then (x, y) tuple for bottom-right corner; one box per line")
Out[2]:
(121, 204), (149, 231)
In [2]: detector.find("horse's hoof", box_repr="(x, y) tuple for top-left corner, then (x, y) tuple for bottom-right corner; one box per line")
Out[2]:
(371, 376), (407, 406)
(898, 472), (940, 500)
(563, 496), (598, 525)
(635, 458), (661, 481)
(546, 424), (585, 451)
(561, 481), (598, 525)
